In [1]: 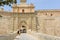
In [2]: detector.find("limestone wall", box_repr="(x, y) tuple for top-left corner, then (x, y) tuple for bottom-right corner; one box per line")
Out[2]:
(0, 15), (16, 34)
(37, 10), (60, 37)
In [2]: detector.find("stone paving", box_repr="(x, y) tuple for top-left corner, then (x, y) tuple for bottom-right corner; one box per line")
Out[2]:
(14, 33), (39, 40)
(0, 30), (60, 40)
(14, 30), (60, 40)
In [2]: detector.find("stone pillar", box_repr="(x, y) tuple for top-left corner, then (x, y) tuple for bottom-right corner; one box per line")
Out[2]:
(31, 16), (36, 31)
(31, 16), (33, 31)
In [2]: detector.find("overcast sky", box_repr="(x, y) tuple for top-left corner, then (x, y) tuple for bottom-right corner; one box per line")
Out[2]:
(0, 0), (60, 11)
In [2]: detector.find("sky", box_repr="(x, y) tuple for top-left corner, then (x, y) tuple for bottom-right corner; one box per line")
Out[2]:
(0, 0), (60, 11)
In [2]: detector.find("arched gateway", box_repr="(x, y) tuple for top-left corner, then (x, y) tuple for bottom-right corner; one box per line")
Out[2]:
(19, 21), (27, 33)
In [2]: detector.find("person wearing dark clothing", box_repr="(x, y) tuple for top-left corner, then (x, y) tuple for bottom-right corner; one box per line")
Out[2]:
(17, 30), (20, 34)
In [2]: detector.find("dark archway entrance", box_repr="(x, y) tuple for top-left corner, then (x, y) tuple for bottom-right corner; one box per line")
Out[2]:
(20, 25), (27, 33)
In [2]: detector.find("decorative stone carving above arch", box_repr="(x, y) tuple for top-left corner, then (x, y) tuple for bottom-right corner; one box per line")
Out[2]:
(20, 20), (27, 25)
(18, 20), (28, 29)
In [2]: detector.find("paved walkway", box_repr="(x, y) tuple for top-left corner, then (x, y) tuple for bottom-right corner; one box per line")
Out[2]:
(14, 30), (60, 40)
(14, 33), (39, 40)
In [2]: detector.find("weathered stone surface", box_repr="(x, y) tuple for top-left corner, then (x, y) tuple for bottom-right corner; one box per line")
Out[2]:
(0, 0), (60, 38)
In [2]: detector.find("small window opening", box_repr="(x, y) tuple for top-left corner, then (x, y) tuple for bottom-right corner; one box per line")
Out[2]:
(22, 26), (25, 28)
(51, 14), (53, 16)
(22, 9), (24, 13)
(45, 13), (47, 15)
(0, 15), (2, 17)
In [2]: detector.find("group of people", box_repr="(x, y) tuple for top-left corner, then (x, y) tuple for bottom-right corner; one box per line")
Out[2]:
(17, 28), (26, 34)
(17, 30), (20, 35)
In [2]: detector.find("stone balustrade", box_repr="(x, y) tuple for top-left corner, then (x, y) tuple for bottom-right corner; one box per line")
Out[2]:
(35, 33), (60, 40)
(28, 30), (60, 40)
(0, 31), (17, 40)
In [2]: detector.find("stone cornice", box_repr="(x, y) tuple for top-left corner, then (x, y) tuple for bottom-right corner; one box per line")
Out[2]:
(36, 9), (60, 12)
(12, 4), (35, 8)
(0, 11), (35, 14)
(0, 11), (13, 14)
